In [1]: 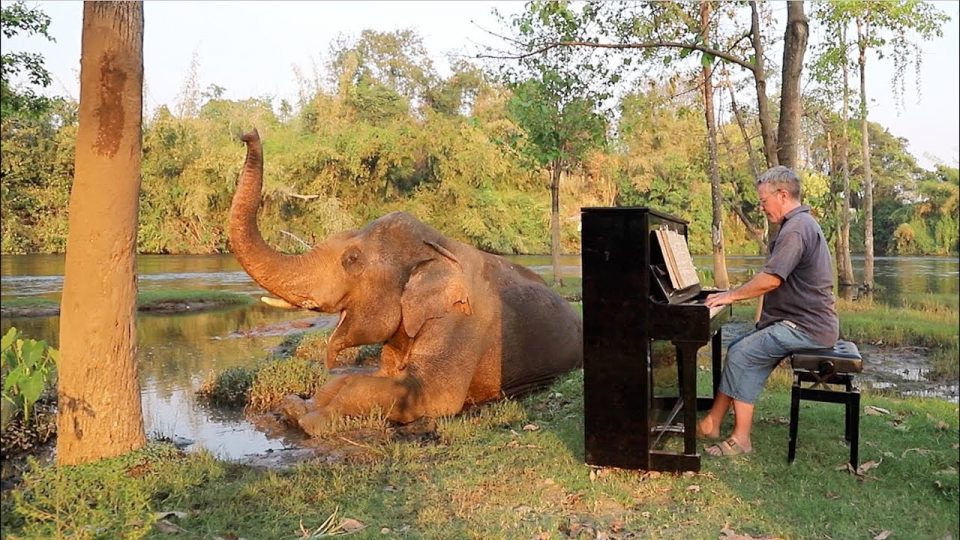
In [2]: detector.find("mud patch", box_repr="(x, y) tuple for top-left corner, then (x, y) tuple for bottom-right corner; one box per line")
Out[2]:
(238, 416), (439, 470)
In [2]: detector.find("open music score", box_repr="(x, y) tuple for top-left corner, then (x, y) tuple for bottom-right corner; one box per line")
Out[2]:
(655, 228), (700, 290)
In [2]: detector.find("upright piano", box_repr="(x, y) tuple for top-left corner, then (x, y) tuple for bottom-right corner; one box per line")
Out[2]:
(581, 207), (731, 472)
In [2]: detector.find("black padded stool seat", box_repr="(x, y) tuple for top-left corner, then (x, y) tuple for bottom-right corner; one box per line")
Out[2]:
(788, 340), (862, 468)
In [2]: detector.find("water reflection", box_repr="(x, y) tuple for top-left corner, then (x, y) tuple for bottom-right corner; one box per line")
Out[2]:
(1, 253), (957, 458)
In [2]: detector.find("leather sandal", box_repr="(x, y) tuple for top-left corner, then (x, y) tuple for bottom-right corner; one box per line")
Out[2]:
(704, 438), (752, 457)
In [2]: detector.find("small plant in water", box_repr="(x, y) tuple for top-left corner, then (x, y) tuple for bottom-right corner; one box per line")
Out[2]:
(197, 366), (257, 406)
(1, 327), (58, 428)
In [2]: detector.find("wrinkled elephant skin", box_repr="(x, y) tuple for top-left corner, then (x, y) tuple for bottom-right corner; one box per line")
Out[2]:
(229, 129), (583, 434)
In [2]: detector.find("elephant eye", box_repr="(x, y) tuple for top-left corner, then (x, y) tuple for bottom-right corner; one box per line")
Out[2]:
(341, 247), (363, 273)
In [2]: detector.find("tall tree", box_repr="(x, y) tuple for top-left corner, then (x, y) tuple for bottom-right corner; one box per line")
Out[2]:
(810, 3), (856, 286)
(507, 74), (606, 286)
(776, 1), (809, 170)
(700, 1), (729, 288)
(57, 1), (146, 465)
(850, 1), (947, 290)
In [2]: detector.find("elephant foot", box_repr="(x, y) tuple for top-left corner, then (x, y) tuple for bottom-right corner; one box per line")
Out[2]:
(298, 409), (336, 438)
(280, 394), (309, 424)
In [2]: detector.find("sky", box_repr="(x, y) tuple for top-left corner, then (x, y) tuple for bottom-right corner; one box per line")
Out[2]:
(4, 1), (959, 170)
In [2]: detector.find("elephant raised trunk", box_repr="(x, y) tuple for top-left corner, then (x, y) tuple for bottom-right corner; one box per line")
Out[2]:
(229, 129), (316, 309)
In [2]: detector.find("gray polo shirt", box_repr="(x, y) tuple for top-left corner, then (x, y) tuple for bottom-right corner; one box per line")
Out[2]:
(758, 205), (839, 347)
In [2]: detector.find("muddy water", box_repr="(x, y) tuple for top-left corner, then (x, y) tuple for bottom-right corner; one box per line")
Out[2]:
(1, 254), (957, 459)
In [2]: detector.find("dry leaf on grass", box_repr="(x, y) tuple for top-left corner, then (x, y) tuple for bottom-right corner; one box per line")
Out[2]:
(155, 519), (186, 534)
(719, 527), (784, 539)
(873, 530), (893, 540)
(523, 423), (540, 431)
(686, 484), (701, 493)
(865, 406), (891, 416)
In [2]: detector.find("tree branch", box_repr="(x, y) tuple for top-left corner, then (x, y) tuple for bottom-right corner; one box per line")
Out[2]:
(479, 40), (756, 72)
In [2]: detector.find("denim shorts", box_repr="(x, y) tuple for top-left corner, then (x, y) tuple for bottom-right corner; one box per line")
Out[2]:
(718, 321), (825, 404)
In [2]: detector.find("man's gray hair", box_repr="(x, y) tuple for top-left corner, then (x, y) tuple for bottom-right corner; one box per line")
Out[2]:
(757, 165), (800, 200)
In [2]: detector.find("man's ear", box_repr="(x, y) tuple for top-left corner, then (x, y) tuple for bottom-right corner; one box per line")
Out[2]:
(400, 241), (471, 338)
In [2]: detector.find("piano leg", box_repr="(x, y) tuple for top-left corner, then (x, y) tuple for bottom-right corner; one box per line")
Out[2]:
(711, 327), (723, 400)
(675, 342), (702, 459)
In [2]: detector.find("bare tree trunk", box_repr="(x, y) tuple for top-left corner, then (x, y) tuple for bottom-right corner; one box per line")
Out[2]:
(550, 159), (563, 287)
(722, 69), (760, 180)
(749, 0), (778, 169)
(701, 1), (729, 289)
(838, 27), (856, 287)
(777, 1), (809, 170)
(857, 15), (875, 291)
(721, 68), (767, 254)
(57, 1), (146, 465)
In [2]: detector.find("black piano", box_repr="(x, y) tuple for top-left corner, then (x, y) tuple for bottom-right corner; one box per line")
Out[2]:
(581, 207), (731, 472)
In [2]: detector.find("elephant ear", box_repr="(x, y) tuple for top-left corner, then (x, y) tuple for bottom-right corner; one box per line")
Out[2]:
(401, 240), (472, 338)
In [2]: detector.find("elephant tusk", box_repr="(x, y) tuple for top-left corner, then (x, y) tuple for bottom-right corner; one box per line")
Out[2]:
(260, 296), (297, 309)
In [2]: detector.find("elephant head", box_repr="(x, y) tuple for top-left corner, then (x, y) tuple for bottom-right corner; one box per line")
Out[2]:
(229, 129), (470, 369)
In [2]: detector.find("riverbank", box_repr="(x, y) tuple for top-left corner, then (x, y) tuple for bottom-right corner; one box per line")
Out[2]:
(0, 290), (255, 318)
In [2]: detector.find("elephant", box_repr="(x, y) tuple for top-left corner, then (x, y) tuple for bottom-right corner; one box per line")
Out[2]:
(228, 129), (583, 436)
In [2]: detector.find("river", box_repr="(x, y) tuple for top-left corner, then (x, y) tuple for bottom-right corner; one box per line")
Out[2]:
(1, 253), (957, 459)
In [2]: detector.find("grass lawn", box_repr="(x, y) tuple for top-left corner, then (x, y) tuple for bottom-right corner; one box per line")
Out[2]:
(4, 368), (957, 539)
(3, 288), (957, 539)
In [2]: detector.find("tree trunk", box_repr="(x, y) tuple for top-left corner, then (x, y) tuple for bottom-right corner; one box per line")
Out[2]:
(701, 1), (729, 288)
(57, 1), (146, 465)
(550, 159), (563, 287)
(838, 27), (856, 287)
(858, 15), (875, 290)
(749, 0), (778, 169)
(777, 1), (809, 170)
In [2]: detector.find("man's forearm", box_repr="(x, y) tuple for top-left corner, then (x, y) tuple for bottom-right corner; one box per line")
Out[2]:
(705, 272), (781, 307)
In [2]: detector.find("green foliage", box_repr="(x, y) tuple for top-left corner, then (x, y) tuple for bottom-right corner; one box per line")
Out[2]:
(0, 5), (950, 259)
(0, 1), (54, 117)
(1, 327), (58, 429)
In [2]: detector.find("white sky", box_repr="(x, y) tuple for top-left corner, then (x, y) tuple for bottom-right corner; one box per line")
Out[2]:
(4, 1), (958, 170)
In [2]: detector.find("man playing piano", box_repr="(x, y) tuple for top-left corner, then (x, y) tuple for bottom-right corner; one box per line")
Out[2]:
(699, 166), (839, 457)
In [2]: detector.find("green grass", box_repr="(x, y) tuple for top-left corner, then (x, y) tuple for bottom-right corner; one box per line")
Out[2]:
(3, 293), (958, 538)
(4, 370), (957, 539)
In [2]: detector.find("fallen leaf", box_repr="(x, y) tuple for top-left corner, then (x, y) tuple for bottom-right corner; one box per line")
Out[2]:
(902, 447), (932, 458)
(338, 518), (365, 533)
(873, 530), (893, 540)
(935, 421), (949, 431)
(865, 406), (891, 416)
(859, 459), (882, 473)
(686, 485), (701, 493)
(155, 519), (184, 534)
(523, 423), (540, 431)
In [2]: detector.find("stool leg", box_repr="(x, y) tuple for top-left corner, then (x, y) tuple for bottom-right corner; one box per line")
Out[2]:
(848, 390), (860, 469)
(788, 382), (801, 463)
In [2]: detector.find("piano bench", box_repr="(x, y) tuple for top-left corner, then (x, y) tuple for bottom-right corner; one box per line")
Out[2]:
(787, 340), (863, 469)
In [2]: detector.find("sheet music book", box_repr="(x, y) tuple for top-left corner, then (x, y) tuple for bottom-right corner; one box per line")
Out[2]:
(656, 228), (700, 290)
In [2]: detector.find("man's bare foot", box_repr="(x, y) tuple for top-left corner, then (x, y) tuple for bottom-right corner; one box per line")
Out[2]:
(697, 418), (721, 439)
(704, 436), (752, 457)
